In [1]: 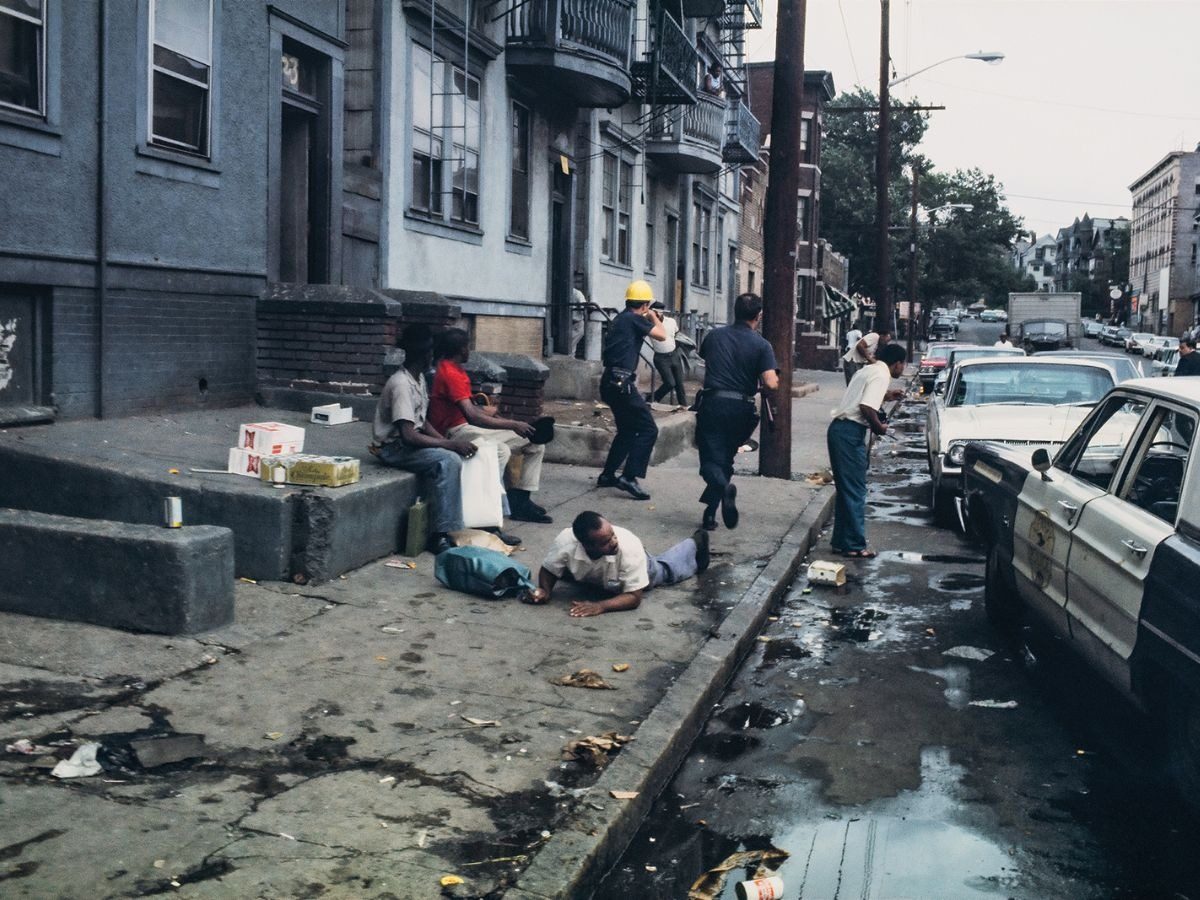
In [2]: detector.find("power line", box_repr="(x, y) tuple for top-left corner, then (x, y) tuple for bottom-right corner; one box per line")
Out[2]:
(836, 0), (862, 86)
(915, 77), (1200, 123)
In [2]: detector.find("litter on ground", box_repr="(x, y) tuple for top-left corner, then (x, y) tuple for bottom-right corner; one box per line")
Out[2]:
(552, 669), (615, 690)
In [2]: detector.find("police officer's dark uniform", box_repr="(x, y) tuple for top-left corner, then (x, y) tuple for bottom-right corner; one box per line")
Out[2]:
(696, 309), (777, 529)
(598, 293), (660, 500)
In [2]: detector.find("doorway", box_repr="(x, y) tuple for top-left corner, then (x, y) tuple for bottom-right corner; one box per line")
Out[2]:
(277, 42), (330, 283)
(549, 165), (574, 355)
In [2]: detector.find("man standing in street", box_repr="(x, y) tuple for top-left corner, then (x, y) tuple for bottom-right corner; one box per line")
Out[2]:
(523, 511), (709, 617)
(649, 302), (687, 406)
(695, 293), (779, 531)
(994, 332), (1013, 348)
(597, 281), (666, 501)
(429, 328), (552, 523)
(842, 327), (892, 386)
(1176, 336), (1200, 376)
(826, 343), (907, 558)
(842, 321), (863, 384)
(373, 324), (478, 555)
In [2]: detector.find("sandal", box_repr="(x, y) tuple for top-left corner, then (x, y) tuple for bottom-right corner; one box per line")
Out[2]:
(839, 548), (877, 559)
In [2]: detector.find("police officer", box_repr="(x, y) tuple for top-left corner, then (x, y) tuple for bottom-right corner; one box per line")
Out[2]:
(597, 281), (667, 500)
(695, 293), (779, 530)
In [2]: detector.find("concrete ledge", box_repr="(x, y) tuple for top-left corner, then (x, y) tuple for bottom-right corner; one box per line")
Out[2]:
(0, 509), (234, 635)
(542, 411), (695, 468)
(511, 485), (836, 898)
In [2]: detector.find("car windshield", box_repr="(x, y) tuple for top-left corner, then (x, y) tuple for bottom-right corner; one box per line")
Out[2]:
(924, 347), (951, 362)
(1131, 333), (1153, 342)
(949, 348), (1023, 366)
(1023, 321), (1068, 336)
(1031, 353), (1140, 382)
(949, 363), (1114, 407)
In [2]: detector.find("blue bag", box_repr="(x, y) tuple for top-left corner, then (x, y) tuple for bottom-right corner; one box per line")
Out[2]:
(434, 546), (535, 600)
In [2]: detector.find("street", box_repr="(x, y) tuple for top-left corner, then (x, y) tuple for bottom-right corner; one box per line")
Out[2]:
(596, 338), (1199, 900)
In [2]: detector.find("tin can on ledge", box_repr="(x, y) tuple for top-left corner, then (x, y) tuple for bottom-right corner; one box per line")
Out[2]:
(163, 497), (183, 529)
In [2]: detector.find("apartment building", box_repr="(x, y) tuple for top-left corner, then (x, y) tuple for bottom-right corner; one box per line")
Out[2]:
(1012, 233), (1058, 292)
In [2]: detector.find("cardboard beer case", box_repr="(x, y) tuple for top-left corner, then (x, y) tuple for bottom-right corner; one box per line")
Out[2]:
(227, 447), (268, 478)
(238, 421), (305, 456)
(260, 454), (361, 488)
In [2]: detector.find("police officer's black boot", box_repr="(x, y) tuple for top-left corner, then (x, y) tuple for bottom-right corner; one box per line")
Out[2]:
(702, 504), (718, 531)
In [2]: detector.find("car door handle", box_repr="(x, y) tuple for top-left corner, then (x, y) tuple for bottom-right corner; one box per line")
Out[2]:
(1121, 539), (1149, 558)
(1057, 500), (1079, 522)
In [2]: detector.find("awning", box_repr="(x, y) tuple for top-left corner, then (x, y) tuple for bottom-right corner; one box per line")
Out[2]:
(823, 284), (856, 319)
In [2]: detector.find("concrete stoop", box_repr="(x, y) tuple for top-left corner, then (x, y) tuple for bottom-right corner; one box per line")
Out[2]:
(543, 411), (696, 468)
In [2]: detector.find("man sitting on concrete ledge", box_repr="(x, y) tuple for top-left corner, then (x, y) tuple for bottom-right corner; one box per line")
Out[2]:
(429, 328), (552, 524)
(524, 511), (709, 617)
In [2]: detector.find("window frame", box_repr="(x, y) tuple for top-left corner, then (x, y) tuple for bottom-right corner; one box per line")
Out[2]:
(1114, 401), (1196, 524)
(599, 146), (634, 268)
(508, 99), (531, 242)
(147, 0), (214, 159)
(0, 0), (45, 118)
(691, 194), (713, 288)
(1054, 392), (1149, 491)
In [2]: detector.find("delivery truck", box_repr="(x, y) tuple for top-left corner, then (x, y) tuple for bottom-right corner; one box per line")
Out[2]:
(1006, 292), (1081, 352)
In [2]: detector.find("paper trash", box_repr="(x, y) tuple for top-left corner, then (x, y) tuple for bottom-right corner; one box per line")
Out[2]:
(807, 560), (847, 586)
(52, 743), (102, 778)
(237, 422), (305, 456)
(311, 404), (354, 426)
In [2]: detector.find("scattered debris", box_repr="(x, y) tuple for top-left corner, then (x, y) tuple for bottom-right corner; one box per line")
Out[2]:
(461, 854), (529, 867)
(735, 875), (786, 900)
(440, 875), (465, 887)
(385, 558), (418, 570)
(562, 732), (633, 767)
(379, 776), (396, 785)
(238, 577), (258, 585)
(544, 780), (590, 799)
(943, 645), (995, 662)
(552, 669), (615, 690)
(381, 626), (405, 634)
(610, 789), (639, 800)
(201, 654), (219, 665)
(612, 663), (630, 673)
(969, 699), (1018, 709)
(807, 560), (847, 586)
(153, 860), (166, 869)
(264, 732), (283, 741)
(645, 865), (658, 873)
(461, 716), (500, 728)
(375, 655), (388, 662)
(278, 832), (297, 841)
(168, 468), (180, 475)
(688, 847), (789, 900)
(805, 469), (833, 485)
(51, 743), (102, 779)
(5, 739), (50, 755)
(130, 734), (207, 768)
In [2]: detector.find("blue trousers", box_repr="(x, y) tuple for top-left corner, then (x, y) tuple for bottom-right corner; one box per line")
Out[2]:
(600, 380), (658, 480)
(378, 443), (464, 534)
(827, 418), (869, 552)
(647, 537), (699, 588)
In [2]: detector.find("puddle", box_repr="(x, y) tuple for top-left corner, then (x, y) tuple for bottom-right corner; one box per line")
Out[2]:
(719, 701), (792, 730)
(830, 606), (889, 642)
(758, 640), (813, 667)
(879, 551), (985, 566)
(693, 731), (762, 761)
(934, 573), (986, 592)
(911, 664), (972, 710)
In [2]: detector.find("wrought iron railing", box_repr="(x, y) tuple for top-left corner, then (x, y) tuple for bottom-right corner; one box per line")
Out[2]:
(684, 94), (726, 146)
(631, 7), (699, 105)
(723, 99), (761, 164)
(506, 0), (635, 68)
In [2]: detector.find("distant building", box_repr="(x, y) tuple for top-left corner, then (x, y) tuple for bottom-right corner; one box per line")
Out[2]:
(1053, 214), (1128, 295)
(1012, 234), (1058, 292)
(1129, 147), (1200, 333)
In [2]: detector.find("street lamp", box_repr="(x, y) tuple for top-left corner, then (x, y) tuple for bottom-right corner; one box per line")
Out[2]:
(890, 52), (1005, 88)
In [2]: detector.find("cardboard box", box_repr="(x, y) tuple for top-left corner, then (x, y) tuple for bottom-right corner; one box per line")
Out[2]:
(260, 454), (361, 488)
(310, 404), (354, 426)
(227, 447), (267, 478)
(807, 560), (847, 587)
(238, 422), (305, 456)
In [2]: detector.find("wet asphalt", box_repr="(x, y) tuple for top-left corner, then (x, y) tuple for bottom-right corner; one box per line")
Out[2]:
(595, 365), (1200, 899)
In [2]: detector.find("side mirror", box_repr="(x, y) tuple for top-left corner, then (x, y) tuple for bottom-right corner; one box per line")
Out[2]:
(1032, 448), (1052, 480)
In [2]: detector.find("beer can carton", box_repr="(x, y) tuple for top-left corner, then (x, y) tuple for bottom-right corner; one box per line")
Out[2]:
(259, 454), (361, 488)
(227, 447), (267, 478)
(735, 875), (784, 900)
(237, 421), (305, 456)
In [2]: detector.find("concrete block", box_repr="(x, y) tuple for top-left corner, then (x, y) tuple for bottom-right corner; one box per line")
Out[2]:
(0, 509), (235, 634)
(543, 411), (695, 468)
(543, 355), (603, 401)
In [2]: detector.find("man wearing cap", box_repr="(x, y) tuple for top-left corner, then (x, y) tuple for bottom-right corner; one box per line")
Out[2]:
(649, 302), (688, 406)
(373, 324), (478, 555)
(523, 511), (710, 617)
(429, 328), (552, 523)
(694, 293), (779, 531)
(597, 281), (666, 501)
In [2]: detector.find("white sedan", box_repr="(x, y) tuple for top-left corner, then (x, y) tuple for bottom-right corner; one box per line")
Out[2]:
(926, 357), (1117, 525)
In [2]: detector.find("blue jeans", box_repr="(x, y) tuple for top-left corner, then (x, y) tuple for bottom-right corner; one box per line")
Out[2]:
(827, 418), (869, 552)
(377, 443), (464, 534)
(647, 537), (699, 588)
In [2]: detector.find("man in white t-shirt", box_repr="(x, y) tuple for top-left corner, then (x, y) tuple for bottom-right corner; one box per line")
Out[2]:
(826, 343), (907, 558)
(842, 328), (892, 385)
(524, 511), (710, 617)
(994, 332), (1013, 348)
(649, 303), (687, 405)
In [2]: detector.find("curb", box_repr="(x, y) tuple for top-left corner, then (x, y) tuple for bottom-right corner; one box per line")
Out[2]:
(508, 485), (836, 899)
(792, 381), (821, 399)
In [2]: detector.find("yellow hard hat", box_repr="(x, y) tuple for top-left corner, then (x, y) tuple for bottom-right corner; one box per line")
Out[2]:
(625, 280), (655, 304)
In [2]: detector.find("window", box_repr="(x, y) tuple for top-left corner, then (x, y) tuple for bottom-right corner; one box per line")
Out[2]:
(600, 150), (632, 266)
(797, 194), (810, 238)
(691, 196), (712, 287)
(799, 118), (811, 161)
(509, 101), (530, 240)
(1119, 406), (1195, 523)
(1055, 395), (1147, 490)
(0, 0), (43, 116)
(716, 214), (725, 292)
(411, 43), (481, 226)
(645, 220), (655, 273)
(150, 0), (213, 156)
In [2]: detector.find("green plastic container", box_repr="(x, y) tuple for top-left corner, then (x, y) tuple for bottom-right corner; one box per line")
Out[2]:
(403, 498), (429, 557)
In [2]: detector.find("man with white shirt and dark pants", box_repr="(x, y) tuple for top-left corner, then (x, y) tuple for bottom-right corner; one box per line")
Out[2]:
(826, 343), (907, 558)
(649, 302), (687, 406)
(842, 327), (891, 385)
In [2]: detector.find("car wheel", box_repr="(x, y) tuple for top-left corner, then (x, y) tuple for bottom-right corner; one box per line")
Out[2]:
(1165, 692), (1200, 814)
(930, 483), (957, 528)
(984, 543), (1020, 632)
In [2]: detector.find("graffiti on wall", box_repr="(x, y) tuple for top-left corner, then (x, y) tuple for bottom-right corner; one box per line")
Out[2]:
(0, 318), (18, 394)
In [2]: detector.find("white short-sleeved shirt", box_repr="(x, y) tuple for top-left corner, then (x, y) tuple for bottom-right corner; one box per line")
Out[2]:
(648, 316), (678, 354)
(373, 367), (428, 445)
(831, 361), (891, 426)
(541, 525), (650, 594)
(842, 331), (879, 364)
(844, 328), (862, 353)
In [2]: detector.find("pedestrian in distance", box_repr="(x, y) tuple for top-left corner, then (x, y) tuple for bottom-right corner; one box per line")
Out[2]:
(597, 281), (666, 501)
(522, 511), (710, 617)
(994, 332), (1013, 348)
(694, 292), (779, 531)
(649, 301), (688, 406)
(372, 324), (482, 555)
(1176, 336), (1200, 376)
(842, 320), (863, 384)
(842, 327), (892, 386)
(428, 328), (553, 524)
(826, 343), (908, 558)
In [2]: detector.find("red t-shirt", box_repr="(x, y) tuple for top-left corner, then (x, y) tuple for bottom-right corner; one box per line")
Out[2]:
(428, 358), (472, 434)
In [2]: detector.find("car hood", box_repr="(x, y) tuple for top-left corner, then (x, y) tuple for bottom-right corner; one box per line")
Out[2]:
(936, 404), (1092, 450)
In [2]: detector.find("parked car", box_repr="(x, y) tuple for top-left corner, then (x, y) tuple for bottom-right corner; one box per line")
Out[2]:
(962, 377), (1200, 809)
(980, 310), (1001, 323)
(926, 357), (1115, 525)
(1126, 332), (1155, 354)
(918, 343), (956, 393)
(1146, 336), (1180, 359)
(932, 344), (1027, 395)
(1101, 326), (1132, 347)
(1154, 348), (1180, 376)
(1082, 320), (1105, 338)
(1018, 318), (1072, 352)
(1032, 350), (1144, 383)
(929, 316), (959, 341)
(996, 310), (1008, 321)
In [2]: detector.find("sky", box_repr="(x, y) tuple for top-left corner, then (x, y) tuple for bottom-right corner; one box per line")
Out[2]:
(745, 0), (1200, 238)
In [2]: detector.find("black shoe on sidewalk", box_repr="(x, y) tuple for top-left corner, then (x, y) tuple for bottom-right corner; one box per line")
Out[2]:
(482, 526), (523, 547)
(702, 506), (718, 531)
(615, 476), (651, 500)
(721, 483), (739, 529)
(510, 504), (553, 524)
(693, 529), (710, 574)
(596, 472), (618, 488)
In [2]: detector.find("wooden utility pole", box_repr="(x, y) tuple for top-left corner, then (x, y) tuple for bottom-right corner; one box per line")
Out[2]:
(874, 0), (892, 333)
(759, 0), (807, 479)
(906, 164), (920, 362)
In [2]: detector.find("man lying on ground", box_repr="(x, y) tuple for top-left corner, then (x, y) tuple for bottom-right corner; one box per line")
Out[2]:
(524, 511), (709, 617)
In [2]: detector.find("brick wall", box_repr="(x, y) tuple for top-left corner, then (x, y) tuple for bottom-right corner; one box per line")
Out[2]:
(257, 311), (393, 395)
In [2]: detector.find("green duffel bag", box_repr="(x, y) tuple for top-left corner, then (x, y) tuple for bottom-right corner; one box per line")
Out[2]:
(434, 546), (535, 600)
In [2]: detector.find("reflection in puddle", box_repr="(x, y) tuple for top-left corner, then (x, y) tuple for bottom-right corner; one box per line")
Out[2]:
(934, 572), (987, 592)
(911, 664), (972, 710)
